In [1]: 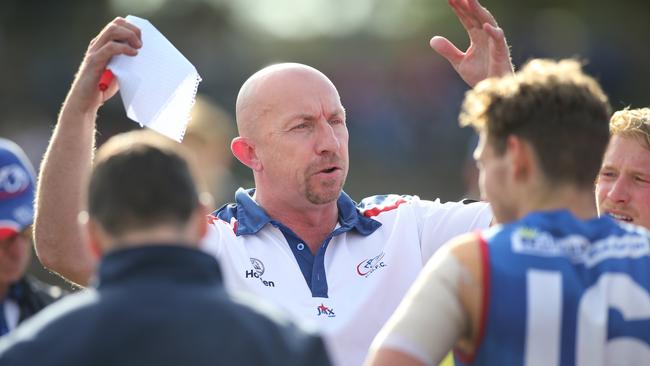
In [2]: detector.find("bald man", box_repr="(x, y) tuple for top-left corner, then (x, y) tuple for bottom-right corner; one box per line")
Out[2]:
(35, 4), (511, 365)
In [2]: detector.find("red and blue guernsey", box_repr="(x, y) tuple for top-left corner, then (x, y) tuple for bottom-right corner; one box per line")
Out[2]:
(460, 209), (650, 366)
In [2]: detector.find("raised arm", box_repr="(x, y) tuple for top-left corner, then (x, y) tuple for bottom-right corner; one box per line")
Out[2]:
(432, 0), (514, 86)
(34, 18), (142, 286)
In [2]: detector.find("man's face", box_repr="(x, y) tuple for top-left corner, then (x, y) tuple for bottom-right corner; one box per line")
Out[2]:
(254, 70), (349, 207)
(475, 134), (516, 223)
(596, 134), (650, 229)
(0, 227), (31, 287)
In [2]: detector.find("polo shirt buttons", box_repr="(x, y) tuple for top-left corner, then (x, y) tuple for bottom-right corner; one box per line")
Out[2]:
(297, 243), (305, 251)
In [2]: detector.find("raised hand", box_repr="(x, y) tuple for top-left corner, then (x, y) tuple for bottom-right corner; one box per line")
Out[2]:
(431, 0), (514, 87)
(65, 17), (142, 114)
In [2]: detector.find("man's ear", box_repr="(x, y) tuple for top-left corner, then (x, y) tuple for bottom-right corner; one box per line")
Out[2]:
(85, 217), (105, 259)
(506, 135), (532, 182)
(231, 137), (262, 172)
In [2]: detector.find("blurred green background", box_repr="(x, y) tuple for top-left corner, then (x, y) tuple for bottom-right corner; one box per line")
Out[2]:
(1, 0), (648, 286)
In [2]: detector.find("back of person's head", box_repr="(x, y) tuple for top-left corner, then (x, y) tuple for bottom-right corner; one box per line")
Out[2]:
(0, 138), (36, 240)
(609, 107), (650, 150)
(460, 58), (611, 188)
(88, 131), (201, 241)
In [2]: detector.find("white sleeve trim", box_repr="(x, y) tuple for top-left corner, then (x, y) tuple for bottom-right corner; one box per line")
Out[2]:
(416, 199), (492, 261)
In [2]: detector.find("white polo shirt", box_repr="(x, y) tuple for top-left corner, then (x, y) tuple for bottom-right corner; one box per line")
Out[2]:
(202, 188), (492, 366)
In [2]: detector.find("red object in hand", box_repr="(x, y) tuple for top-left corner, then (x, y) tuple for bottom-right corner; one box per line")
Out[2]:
(98, 69), (114, 91)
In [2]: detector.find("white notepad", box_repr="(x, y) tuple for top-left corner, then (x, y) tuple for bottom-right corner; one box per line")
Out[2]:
(107, 15), (201, 142)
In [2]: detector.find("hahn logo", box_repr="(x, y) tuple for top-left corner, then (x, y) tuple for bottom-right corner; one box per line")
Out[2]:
(0, 165), (30, 199)
(245, 258), (275, 287)
(356, 252), (387, 277)
(317, 303), (336, 317)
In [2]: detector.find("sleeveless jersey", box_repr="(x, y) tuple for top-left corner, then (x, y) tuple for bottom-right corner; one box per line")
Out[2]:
(456, 209), (650, 366)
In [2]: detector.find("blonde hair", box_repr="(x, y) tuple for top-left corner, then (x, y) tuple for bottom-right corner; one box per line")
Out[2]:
(609, 107), (650, 150)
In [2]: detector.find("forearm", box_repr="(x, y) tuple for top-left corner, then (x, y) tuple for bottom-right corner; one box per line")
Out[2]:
(34, 99), (99, 286)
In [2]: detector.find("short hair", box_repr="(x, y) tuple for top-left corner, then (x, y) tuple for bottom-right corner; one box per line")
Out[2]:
(88, 131), (200, 237)
(609, 107), (650, 150)
(460, 59), (611, 188)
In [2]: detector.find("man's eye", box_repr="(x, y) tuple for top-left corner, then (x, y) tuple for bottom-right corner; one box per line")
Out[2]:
(600, 171), (616, 178)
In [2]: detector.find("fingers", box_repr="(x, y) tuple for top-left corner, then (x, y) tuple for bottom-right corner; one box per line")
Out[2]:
(449, 0), (479, 31)
(466, 0), (498, 27)
(88, 17), (142, 52)
(483, 23), (511, 60)
(483, 23), (515, 76)
(430, 36), (465, 66)
(82, 18), (142, 80)
(120, 19), (142, 43)
(65, 18), (142, 113)
(483, 23), (503, 43)
(88, 41), (139, 70)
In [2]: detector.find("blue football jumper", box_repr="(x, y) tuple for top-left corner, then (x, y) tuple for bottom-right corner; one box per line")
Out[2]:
(456, 210), (650, 366)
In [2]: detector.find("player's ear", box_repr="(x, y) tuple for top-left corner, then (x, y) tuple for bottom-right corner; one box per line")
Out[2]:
(506, 135), (532, 182)
(231, 137), (262, 172)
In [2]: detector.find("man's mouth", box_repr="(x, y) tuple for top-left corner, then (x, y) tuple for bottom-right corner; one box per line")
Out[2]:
(320, 166), (339, 174)
(608, 212), (633, 222)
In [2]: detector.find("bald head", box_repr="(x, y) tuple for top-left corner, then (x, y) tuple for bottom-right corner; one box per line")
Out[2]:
(230, 63), (349, 209)
(235, 63), (342, 138)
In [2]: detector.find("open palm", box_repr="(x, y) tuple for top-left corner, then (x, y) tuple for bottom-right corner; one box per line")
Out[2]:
(431, 0), (514, 87)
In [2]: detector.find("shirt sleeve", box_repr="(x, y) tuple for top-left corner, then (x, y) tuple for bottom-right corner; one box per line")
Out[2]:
(413, 197), (492, 262)
(199, 217), (230, 259)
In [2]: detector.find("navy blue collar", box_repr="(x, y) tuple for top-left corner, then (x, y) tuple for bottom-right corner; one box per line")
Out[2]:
(215, 188), (381, 237)
(4, 282), (23, 301)
(96, 245), (223, 288)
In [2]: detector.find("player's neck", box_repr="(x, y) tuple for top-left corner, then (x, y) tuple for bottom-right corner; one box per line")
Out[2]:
(102, 225), (200, 251)
(255, 191), (339, 254)
(519, 185), (597, 220)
